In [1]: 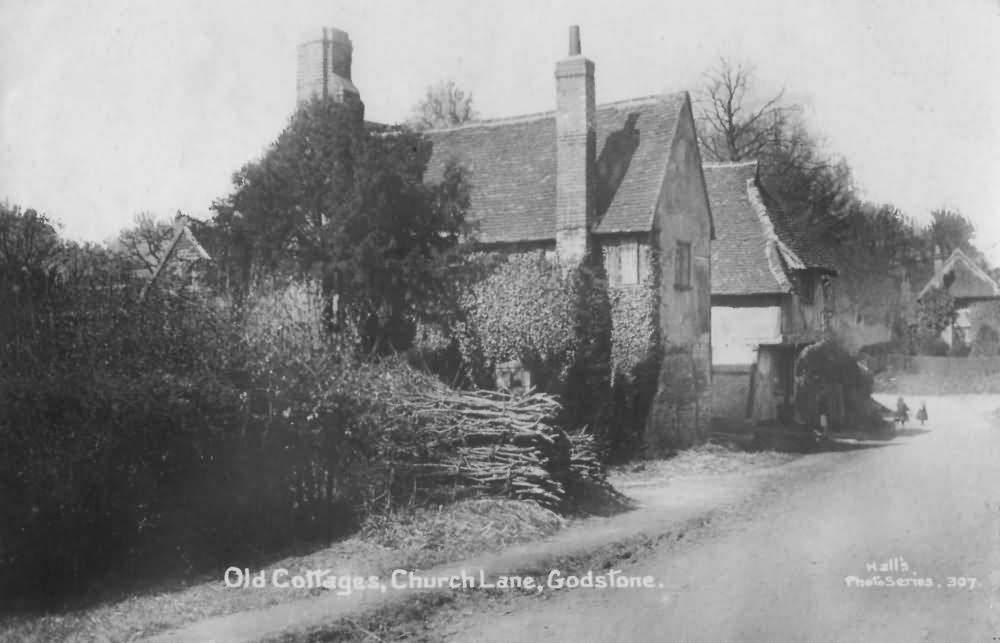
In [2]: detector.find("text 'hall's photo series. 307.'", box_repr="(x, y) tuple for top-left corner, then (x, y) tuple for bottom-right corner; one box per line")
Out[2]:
(2, 1), (999, 641)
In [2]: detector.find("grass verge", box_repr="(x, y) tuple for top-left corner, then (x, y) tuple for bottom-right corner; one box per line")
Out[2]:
(0, 499), (567, 643)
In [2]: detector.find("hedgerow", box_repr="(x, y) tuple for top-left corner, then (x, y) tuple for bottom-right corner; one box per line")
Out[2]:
(0, 264), (440, 607)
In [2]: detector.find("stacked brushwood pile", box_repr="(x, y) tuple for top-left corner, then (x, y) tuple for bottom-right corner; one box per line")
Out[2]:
(396, 388), (604, 510)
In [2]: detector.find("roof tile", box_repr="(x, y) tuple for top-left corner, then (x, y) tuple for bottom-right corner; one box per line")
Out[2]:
(424, 93), (686, 243)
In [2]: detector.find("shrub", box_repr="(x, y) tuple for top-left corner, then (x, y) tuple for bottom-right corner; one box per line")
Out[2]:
(947, 337), (971, 358)
(971, 323), (1000, 357)
(0, 267), (430, 607)
(916, 335), (949, 357)
(793, 338), (881, 432)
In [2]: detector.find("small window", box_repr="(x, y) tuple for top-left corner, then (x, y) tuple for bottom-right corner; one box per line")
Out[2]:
(799, 272), (815, 304)
(620, 242), (639, 285)
(675, 241), (691, 289)
(604, 241), (640, 286)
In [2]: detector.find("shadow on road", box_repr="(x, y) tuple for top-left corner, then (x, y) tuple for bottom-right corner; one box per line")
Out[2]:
(895, 427), (931, 437)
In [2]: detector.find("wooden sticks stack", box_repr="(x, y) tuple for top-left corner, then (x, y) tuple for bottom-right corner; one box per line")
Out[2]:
(395, 388), (602, 509)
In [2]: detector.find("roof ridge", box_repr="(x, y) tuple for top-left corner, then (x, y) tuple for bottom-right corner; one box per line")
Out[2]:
(945, 247), (1000, 293)
(745, 178), (801, 292)
(702, 160), (759, 169)
(424, 92), (686, 134)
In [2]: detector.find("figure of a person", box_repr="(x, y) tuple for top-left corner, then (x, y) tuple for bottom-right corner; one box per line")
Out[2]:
(895, 397), (909, 428)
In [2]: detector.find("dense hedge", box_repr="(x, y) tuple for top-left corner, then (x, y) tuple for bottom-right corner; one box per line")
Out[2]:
(0, 269), (436, 608)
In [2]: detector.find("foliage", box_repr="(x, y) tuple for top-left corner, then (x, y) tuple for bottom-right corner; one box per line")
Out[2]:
(970, 323), (1000, 357)
(970, 302), (1000, 356)
(0, 202), (62, 279)
(930, 208), (976, 257)
(0, 229), (447, 607)
(409, 80), (477, 131)
(456, 252), (593, 385)
(608, 277), (659, 379)
(451, 252), (640, 455)
(793, 338), (881, 432)
(947, 332), (971, 357)
(912, 286), (956, 339)
(914, 335), (949, 357)
(209, 96), (470, 353)
(115, 211), (176, 274)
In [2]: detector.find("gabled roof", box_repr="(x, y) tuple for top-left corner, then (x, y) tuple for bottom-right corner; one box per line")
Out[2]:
(139, 220), (211, 300)
(705, 161), (835, 296)
(918, 247), (1000, 301)
(423, 93), (688, 244)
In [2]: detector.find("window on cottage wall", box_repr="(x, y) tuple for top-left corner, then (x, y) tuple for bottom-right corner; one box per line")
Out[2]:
(798, 271), (816, 304)
(620, 241), (639, 285)
(603, 241), (640, 286)
(675, 241), (691, 289)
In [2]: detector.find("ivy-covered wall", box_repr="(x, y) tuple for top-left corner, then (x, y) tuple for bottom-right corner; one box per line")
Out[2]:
(443, 203), (711, 458)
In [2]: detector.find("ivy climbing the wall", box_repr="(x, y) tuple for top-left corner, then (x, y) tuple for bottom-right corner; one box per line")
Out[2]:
(608, 276), (659, 380)
(455, 251), (611, 392)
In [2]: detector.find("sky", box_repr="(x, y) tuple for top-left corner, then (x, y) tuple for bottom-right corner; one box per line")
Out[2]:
(2, 0), (999, 261)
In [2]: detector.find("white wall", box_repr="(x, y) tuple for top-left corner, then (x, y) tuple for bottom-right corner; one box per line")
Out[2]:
(711, 306), (782, 365)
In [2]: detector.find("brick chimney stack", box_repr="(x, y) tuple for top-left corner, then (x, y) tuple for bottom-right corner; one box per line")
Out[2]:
(554, 25), (596, 267)
(296, 27), (364, 119)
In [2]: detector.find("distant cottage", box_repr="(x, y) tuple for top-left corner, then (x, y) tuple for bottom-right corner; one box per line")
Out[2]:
(918, 246), (1000, 347)
(138, 214), (211, 299)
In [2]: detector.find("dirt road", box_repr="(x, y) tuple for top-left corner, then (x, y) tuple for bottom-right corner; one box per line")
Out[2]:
(438, 395), (1000, 642)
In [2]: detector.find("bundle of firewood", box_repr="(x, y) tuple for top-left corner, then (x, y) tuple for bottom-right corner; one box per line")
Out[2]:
(395, 388), (603, 509)
(567, 429), (604, 482)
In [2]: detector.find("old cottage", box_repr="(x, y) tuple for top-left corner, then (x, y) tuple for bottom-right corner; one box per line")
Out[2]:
(918, 246), (1000, 347)
(417, 27), (715, 440)
(705, 161), (836, 431)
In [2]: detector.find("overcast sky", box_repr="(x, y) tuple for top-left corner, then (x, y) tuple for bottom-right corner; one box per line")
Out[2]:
(2, 0), (998, 261)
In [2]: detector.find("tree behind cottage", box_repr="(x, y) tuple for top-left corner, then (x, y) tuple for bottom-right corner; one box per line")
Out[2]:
(695, 58), (854, 223)
(409, 80), (478, 131)
(209, 96), (470, 353)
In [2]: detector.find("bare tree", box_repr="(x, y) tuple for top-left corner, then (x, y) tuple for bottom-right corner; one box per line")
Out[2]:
(696, 58), (854, 222)
(696, 59), (785, 162)
(409, 80), (477, 131)
(116, 212), (175, 274)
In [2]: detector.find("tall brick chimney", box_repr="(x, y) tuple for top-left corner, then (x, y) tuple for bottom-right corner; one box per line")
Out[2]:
(554, 25), (596, 266)
(296, 27), (364, 118)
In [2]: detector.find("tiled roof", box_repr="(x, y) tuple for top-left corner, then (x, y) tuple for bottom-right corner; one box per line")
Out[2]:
(705, 161), (835, 296)
(918, 248), (1000, 301)
(424, 93), (687, 244)
(757, 188), (838, 272)
(706, 162), (785, 295)
(139, 222), (211, 300)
